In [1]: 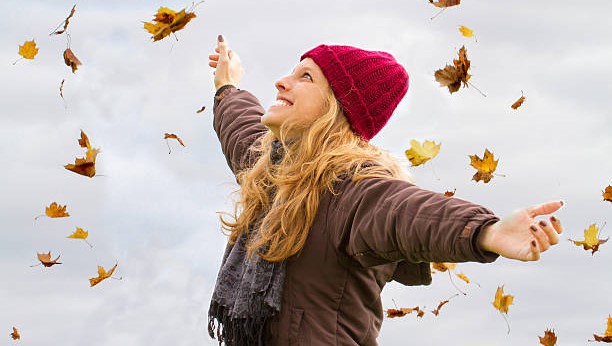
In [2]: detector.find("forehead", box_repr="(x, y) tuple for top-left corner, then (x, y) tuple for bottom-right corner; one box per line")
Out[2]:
(295, 58), (328, 83)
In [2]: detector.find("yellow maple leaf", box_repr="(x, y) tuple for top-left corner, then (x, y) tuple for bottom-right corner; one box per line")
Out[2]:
(456, 272), (470, 284)
(492, 286), (513, 314)
(19, 39), (39, 59)
(458, 25), (473, 37)
(593, 315), (612, 342)
(405, 139), (441, 166)
(67, 227), (88, 239)
(65, 130), (99, 178)
(469, 148), (498, 183)
(45, 202), (70, 218)
(89, 262), (119, 287)
(144, 7), (196, 42)
(569, 223), (609, 255)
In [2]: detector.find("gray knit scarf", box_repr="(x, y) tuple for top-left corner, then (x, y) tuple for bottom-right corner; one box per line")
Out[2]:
(208, 140), (286, 346)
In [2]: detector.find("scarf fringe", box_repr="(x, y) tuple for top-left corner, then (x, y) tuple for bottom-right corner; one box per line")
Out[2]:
(208, 300), (274, 346)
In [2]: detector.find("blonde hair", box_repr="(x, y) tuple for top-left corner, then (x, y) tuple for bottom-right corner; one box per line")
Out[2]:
(220, 87), (412, 262)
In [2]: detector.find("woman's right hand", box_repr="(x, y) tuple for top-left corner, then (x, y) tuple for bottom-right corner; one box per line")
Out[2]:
(209, 35), (243, 91)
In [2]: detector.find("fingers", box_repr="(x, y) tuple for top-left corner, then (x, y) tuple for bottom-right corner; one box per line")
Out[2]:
(550, 215), (563, 234)
(526, 200), (564, 218)
(529, 240), (541, 261)
(530, 224), (551, 251)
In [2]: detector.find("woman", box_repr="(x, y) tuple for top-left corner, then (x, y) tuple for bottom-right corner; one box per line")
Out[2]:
(206, 35), (563, 345)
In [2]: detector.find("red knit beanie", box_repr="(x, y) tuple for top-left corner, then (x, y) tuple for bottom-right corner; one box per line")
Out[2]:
(301, 44), (409, 141)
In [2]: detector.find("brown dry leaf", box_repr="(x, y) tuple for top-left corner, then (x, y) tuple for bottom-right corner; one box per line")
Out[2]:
(65, 130), (99, 178)
(143, 7), (197, 42)
(469, 148), (498, 183)
(10, 326), (20, 340)
(511, 92), (526, 110)
(593, 315), (612, 342)
(404, 139), (441, 166)
(50, 4), (76, 35)
(539, 329), (557, 346)
(492, 286), (513, 314)
(196, 105), (206, 113)
(37, 251), (62, 267)
(18, 39), (39, 60)
(63, 48), (82, 73)
(45, 202), (70, 218)
(444, 189), (456, 197)
(429, 0), (460, 8)
(603, 185), (612, 203)
(164, 133), (185, 146)
(89, 262), (119, 287)
(569, 223), (609, 255)
(431, 299), (450, 316)
(386, 306), (425, 318)
(60, 79), (65, 99)
(435, 46), (471, 94)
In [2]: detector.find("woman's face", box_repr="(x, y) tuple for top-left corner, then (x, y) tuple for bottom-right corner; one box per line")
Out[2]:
(261, 58), (331, 138)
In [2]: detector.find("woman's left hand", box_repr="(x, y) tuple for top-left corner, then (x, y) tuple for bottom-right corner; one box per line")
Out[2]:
(477, 201), (564, 261)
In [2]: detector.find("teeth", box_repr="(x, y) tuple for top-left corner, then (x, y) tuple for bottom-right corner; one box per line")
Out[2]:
(275, 99), (291, 106)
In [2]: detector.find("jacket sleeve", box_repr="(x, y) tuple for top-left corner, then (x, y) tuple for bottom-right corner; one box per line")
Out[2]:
(212, 85), (269, 176)
(330, 177), (500, 266)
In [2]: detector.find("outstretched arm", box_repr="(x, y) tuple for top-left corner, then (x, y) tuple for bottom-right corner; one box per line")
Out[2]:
(477, 201), (564, 261)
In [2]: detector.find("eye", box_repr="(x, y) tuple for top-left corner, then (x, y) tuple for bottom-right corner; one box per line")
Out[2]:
(302, 72), (313, 81)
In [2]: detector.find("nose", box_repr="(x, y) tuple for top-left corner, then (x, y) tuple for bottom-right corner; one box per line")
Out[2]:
(275, 75), (291, 91)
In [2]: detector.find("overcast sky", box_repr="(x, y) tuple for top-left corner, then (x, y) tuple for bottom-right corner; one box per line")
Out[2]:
(1, 1), (611, 345)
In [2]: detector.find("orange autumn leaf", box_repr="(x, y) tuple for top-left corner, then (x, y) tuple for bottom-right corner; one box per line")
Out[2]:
(569, 223), (609, 255)
(429, 0), (460, 8)
(65, 130), (99, 178)
(387, 306), (425, 318)
(18, 39), (39, 60)
(593, 315), (612, 342)
(469, 148), (498, 183)
(143, 7), (197, 42)
(432, 262), (457, 272)
(164, 133), (185, 146)
(37, 251), (62, 267)
(431, 299), (450, 316)
(405, 139), (441, 166)
(63, 48), (82, 73)
(45, 202), (70, 218)
(10, 326), (20, 340)
(89, 262), (119, 287)
(456, 272), (470, 284)
(444, 189), (456, 197)
(511, 91), (526, 110)
(50, 4), (76, 35)
(603, 185), (612, 203)
(435, 45), (471, 94)
(539, 329), (557, 346)
(492, 286), (513, 314)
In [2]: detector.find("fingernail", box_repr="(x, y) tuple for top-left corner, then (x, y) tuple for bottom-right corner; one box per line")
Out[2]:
(539, 220), (547, 227)
(217, 34), (224, 42)
(551, 216), (558, 222)
(530, 225), (538, 232)
(559, 200), (564, 206)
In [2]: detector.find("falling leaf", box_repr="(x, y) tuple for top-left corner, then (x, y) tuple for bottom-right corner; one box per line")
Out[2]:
(444, 189), (456, 197)
(143, 7), (197, 42)
(10, 326), (20, 340)
(603, 185), (612, 203)
(511, 91), (526, 110)
(89, 262), (119, 287)
(539, 329), (557, 346)
(37, 251), (62, 267)
(18, 40), (39, 60)
(60, 79), (65, 99)
(65, 130), (100, 178)
(456, 272), (470, 284)
(67, 227), (88, 239)
(63, 48), (82, 73)
(458, 25), (473, 37)
(164, 133), (185, 146)
(35, 202), (70, 220)
(431, 299), (450, 316)
(387, 306), (425, 318)
(404, 139), (441, 166)
(593, 315), (612, 342)
(435, 45), (471, 94)
(432, 262), (457, 272)
(429, 0), (460, 8)
(492, 286), (513, 314)
(469, 148), (498, 183)
(196, 105), (206, 113)
(569, 223), (609, 255)
(50, 4), (76, 35)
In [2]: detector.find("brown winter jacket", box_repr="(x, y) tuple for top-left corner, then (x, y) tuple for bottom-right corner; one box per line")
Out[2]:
(212, 85), (499, 345)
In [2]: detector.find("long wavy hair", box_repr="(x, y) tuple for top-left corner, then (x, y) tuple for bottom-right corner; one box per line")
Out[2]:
(220, 86), (412, 262)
